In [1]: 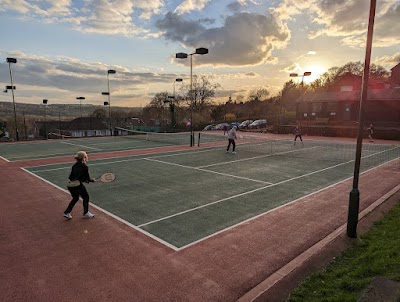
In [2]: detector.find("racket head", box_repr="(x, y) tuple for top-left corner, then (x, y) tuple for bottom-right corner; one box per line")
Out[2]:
(97, 172), (116, 183)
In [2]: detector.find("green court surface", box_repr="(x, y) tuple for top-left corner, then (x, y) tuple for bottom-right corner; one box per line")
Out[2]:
(0, 134), (192, 161)
(24, 140), (400, 250)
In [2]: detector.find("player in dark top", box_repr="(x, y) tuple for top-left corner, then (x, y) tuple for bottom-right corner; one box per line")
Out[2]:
(366, 123), (374, 142)
(64, 151), (95, 219)
(294, 125), (303, 145)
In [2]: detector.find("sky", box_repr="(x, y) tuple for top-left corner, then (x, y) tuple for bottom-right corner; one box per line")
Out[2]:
(0, 0), (399, 108)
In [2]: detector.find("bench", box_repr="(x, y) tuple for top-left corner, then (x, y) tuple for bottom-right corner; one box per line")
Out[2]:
(315, 117), (329, 125)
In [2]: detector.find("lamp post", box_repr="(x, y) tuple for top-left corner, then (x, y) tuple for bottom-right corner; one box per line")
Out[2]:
(102, 93), (111, 135)
(347, 0), (377, 238)
(174, 78), (183, 98)
(7, 57), (19, 141)
(103, 101), (110, 135)
(290, 71), (312, 88)
(176, 48), (208, 146)
(43, 99), (48, 139)
(106, 69), (116, 135)
(171, 78), (183, 130)
(76, 97), (85, 137)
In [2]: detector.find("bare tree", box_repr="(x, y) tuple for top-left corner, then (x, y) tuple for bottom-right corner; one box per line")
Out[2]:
(182, 75), (220, 110)
(248, 87), (270, 102)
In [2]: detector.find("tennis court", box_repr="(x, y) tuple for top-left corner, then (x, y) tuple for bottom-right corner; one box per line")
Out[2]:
(0, 131), (194, 162)
(24, 137), (400, 250)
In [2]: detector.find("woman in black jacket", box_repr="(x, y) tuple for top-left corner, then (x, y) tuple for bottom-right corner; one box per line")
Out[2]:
(64, 151), (95, 219)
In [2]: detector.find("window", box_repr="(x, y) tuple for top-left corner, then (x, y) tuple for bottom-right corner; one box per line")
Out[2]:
(340, 85), (353, 91)
(312, 103), (322, 112)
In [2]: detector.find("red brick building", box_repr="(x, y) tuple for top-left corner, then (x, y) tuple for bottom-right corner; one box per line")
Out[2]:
(296, 63), (400, 127)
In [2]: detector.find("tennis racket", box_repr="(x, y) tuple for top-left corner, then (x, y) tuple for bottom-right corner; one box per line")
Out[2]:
(94, 172), (116, 183)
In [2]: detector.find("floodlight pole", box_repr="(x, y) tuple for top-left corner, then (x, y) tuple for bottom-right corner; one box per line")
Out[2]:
(107, 69), (116, 135)
(347, 0), (376, 238)
(76, 97), (85, 137)
(43, 99), (48, 139)
(290, 72), (311, 89)
(175, 48), (208, 146)
(190, 54), (193, 146)
(7, 58), (19, 141)
(172, 78), (182, 129)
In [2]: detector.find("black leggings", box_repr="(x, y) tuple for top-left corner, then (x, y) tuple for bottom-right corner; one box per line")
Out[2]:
(294, 134), (303, 141)
(227, 138), (236, 151)
(65, 185), (90, 215)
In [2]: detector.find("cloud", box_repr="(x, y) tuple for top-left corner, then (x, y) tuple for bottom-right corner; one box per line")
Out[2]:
(0, 50), (180, 106)
(0, 0), (164, 37)
(174, 0), (211, 15)
(274, 0), (400, 48)
(156, 11), (290, 67)
(373, 52), (400, 69)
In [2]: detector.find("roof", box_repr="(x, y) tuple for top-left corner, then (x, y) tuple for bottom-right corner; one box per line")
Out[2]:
(36, 117), (108, 131)
(296, 88), (400, 103)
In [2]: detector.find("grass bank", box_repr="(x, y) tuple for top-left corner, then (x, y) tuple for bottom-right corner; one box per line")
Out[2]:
(288, 199), (400, 302)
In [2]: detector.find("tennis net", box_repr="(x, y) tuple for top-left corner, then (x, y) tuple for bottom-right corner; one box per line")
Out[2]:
(198, 132), (400, 165)
(115, 127), (191, 146)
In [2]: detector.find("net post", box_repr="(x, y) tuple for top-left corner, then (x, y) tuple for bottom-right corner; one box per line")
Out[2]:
(198, 133), (200, 147)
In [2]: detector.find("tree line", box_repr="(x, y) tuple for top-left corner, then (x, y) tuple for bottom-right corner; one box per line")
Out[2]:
(143, 61), (392, 130)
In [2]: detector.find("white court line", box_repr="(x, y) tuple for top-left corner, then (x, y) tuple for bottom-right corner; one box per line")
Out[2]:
(23, 149), (399, 252)
(60, 141), (102, 150)
(21, 167), (179, 251)
(138, 146), (399, 228)
(198, 146), (319, 168)
(0, 155), (10, 162)
(145, 158), (273, 185)
(28, 148), (217, 172)
(177, 156), (400, 250)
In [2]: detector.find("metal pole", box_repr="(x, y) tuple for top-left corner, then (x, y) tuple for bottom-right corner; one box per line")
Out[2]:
(190, 54), (193, 146)
(347, 0), (376, 238)
(23, 111), (27, 140)
(8, 63), (19, 141)
(59, 111), (62, 138)
(107, 74), (112, 136)
(44, 105), (48, 139)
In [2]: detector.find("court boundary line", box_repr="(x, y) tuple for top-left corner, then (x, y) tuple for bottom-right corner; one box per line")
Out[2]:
(145, 158), (273, 185)
(198, 146), (319, 168)
(21, 155), (399, 252)
(177, 157), (400, 250)
(2, 140), (190, 162)
(0, 155), (10, 162)
(60, 141), (103, 150)
(21, 167), (180, 251)
(138, 158), (357, 228)
(28, 148), (220, 172)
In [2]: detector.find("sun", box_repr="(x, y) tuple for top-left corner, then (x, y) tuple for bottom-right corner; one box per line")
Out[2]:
(303, 65), (327, 83)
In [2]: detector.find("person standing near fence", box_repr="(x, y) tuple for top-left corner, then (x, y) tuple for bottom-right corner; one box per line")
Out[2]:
(64, 151), (95, 219)
(294, 125), (303, 145)
(366, 123), (374, 142)
(226, 126), (238, 154)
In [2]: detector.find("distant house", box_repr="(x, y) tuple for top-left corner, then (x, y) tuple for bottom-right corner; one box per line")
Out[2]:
(295, 63), (400, 126)
(35, 117), (110, 138)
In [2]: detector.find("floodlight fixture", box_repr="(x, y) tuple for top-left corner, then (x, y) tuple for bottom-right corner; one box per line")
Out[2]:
(175, 47), (209, 146)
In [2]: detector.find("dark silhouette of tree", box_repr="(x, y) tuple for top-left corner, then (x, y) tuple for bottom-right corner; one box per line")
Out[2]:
(182, 75), (220, 110)
(91, 108), (107, 119)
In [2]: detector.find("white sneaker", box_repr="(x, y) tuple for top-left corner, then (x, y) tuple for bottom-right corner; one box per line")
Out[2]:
(226, 150), (229, 153)
(82, 212), (95, 219)
(232, 151), (236, 154)
(63, 213), (72, 219)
